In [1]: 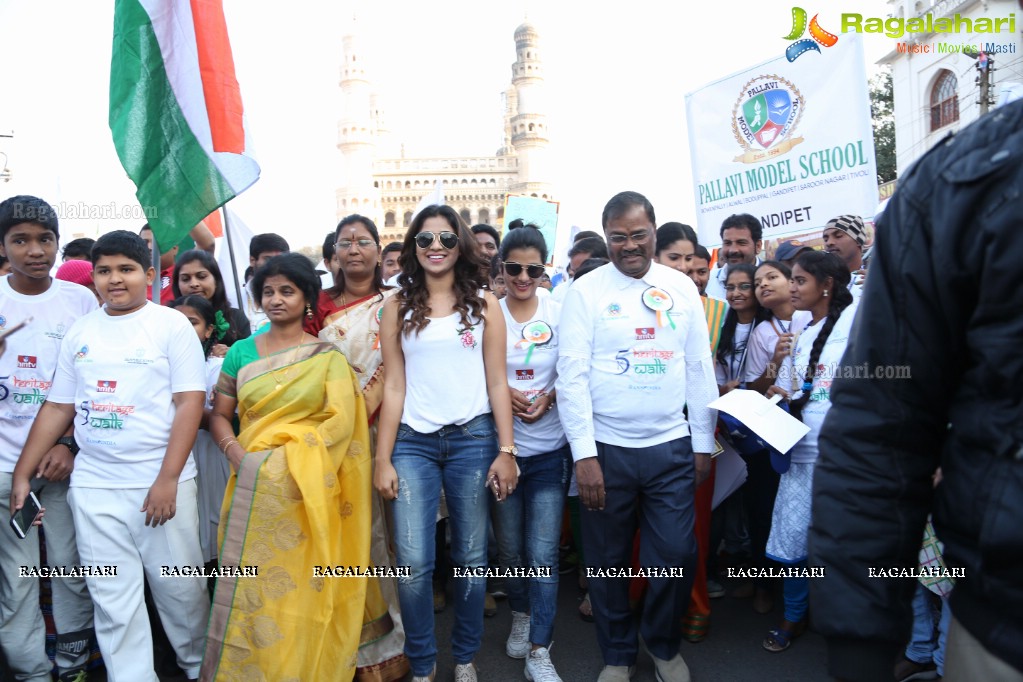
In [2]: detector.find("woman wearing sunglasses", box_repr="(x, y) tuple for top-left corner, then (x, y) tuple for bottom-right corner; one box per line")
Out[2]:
(375, 205), (517, 682)
(492, 226), (569, 682)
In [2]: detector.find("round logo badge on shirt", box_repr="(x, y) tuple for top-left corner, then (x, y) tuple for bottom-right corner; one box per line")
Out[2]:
(521, 320), (553, 347)
(642, 287), (676, 329)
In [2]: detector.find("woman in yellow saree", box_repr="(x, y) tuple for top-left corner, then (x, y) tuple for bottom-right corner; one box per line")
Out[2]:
(203, 254), (371, 682)
(307, 214), (409, 681)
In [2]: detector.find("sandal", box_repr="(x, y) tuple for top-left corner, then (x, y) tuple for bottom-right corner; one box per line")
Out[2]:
(762, 620), (805, 653)
(578, 592), (594, 622)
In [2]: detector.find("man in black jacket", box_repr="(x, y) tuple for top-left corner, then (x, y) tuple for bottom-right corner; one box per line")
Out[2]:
(808, 100), (1023, 681)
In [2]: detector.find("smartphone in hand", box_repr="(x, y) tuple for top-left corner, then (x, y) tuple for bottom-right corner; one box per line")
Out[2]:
(10, 491), (43, 539)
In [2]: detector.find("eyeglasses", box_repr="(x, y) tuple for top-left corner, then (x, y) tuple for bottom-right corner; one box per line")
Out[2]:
(724, 282), (754, 292)
(503, 262), (545, 279)
(336, 239), (376, 250)
(415, 231), (459, 250)
(606, 230), (651, 245)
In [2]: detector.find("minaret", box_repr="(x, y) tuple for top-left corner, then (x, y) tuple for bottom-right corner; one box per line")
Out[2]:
(509, 22), (553, 199)
(336, 28), (381, 224)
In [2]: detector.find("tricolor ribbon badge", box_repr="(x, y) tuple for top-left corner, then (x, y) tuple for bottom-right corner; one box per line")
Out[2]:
(784, 7), (838, 62)
(642, 287), (676, 330)
(515, 321), (553, 364)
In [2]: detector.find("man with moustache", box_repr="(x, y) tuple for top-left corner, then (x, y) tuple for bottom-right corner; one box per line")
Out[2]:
(704, 213), (763, 301)
(557, 191), (716, 682)
(821, 214), (868, 300)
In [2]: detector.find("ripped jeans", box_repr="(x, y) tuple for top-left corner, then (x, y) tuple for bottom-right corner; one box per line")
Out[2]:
(389, 413), (496, 675)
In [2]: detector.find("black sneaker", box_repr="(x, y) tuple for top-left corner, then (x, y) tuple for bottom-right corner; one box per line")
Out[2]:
(893, 656), (938, 681)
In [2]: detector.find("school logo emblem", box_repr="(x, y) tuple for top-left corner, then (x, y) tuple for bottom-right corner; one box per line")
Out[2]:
(604, 303), (622, 318)
(97, 380), (117, 393)
(0, 315), (6, 329)
(635, 327), (656, 340)
(732, 75), (805, 163)
(515, 369), (534, 381)
(17, 355), (37, 368)
(75, 345), (89, 360)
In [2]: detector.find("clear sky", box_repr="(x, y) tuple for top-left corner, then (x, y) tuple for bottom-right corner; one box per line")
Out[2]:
(0, 0), (892, 250)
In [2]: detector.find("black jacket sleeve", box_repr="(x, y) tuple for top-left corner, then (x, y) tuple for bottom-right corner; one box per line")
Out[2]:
(808, 101), (1023, 681)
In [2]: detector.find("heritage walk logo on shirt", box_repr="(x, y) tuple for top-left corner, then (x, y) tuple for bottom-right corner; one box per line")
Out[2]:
(16, 355), (37, 368)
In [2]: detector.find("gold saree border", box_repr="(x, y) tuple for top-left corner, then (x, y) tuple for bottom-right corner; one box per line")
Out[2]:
(199, 448), (273, 682)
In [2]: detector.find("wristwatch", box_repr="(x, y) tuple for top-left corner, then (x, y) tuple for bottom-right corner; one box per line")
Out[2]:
(56, 436), (80, 456)
(498, 444), (519, 458)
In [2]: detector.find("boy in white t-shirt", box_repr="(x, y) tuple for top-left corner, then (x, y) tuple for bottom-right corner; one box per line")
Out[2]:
(10, 230), (210, 682)
(0, 195), (97, 682)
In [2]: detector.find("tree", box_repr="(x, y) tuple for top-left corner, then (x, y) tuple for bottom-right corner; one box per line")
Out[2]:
(870, 67), (897, 184)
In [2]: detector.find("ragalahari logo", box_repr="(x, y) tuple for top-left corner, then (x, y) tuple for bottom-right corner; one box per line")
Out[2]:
(784, 7), (838, 61)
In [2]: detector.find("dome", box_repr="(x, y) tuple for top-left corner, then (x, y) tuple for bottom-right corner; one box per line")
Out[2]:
(515, 21), (539, 44)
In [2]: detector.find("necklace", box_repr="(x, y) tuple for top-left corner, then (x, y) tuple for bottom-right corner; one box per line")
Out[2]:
(261, 332), (305, 390)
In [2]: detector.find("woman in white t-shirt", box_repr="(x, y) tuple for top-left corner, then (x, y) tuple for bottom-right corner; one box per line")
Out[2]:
(729, 260), (808, 614)
(714, 263), (770, 393)
(492, 226), (569, 681)
(762, 251), (857, 653)
(375, 205), (517, 682)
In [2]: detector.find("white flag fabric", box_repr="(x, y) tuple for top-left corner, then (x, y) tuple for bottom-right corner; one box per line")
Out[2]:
(216, 207), (255, 310)
(410, 180), (445, 222)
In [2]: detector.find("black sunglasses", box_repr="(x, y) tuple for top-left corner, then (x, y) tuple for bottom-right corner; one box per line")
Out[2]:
(503, 262), (545, 279)
(414, 231), (459, 250)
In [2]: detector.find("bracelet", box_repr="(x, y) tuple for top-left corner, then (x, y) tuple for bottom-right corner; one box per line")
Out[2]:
(220, 439), (240, 454)
(217, 435), (236, 448)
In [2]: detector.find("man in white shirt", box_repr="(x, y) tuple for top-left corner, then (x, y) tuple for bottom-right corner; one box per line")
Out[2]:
(557, 192), (717, 682)
(704, 213), (763, 301)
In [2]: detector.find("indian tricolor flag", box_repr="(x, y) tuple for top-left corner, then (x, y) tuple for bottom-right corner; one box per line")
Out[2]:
(109, 0), (259, 250)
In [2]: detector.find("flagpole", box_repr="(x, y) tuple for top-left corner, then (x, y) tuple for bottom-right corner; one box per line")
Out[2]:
(222, 206), (245, 308)
(151, 236), (161, 303)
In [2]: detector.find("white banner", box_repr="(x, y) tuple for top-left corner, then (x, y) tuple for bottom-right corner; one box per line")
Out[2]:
(685, 33), (877, 246)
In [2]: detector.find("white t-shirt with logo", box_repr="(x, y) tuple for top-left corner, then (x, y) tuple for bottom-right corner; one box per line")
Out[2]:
(501, 295), (567, 458)
(558, 262), (715, 452)
(0, 276), (99, 471)
(401, 307), (490, 434)
(774, 301), (859, 464)
(48, 302), (207, 487)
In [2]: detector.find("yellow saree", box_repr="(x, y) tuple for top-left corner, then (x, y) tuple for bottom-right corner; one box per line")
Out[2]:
(319, 289), (410, 681)
(201, 342), (371, 682)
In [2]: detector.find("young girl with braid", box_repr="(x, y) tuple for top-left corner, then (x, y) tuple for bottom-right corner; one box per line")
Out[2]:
(762, 251), (858, 653)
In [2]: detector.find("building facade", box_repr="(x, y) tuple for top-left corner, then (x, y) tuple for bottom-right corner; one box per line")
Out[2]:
(337, 22), (554, 244)
(880, 0), (1021, 175)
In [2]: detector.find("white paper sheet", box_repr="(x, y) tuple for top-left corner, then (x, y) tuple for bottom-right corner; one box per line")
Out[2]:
(708, 389), (810, 454)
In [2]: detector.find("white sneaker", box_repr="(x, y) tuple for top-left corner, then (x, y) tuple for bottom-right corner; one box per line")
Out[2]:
(597, 665), (635, 682)
(525, 646), (563, 682)
(410, 663), (436, 682)
(506, 610), (531, 658)
(454, 662), (478, 682)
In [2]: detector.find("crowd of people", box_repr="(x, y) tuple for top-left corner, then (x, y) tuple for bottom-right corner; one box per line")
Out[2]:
(1, 102), (1021, 682)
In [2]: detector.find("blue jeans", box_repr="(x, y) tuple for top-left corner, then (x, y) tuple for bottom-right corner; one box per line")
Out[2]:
(492, 445), (572, 647)
(389, 413), (496, 675)
(906, 583), (951, 676)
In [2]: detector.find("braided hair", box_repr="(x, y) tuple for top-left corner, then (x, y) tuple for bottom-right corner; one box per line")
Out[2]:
(788, 251), (852, 421)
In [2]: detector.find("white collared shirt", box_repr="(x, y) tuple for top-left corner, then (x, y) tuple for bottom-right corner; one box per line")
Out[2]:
(556, 261), (717, 461)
